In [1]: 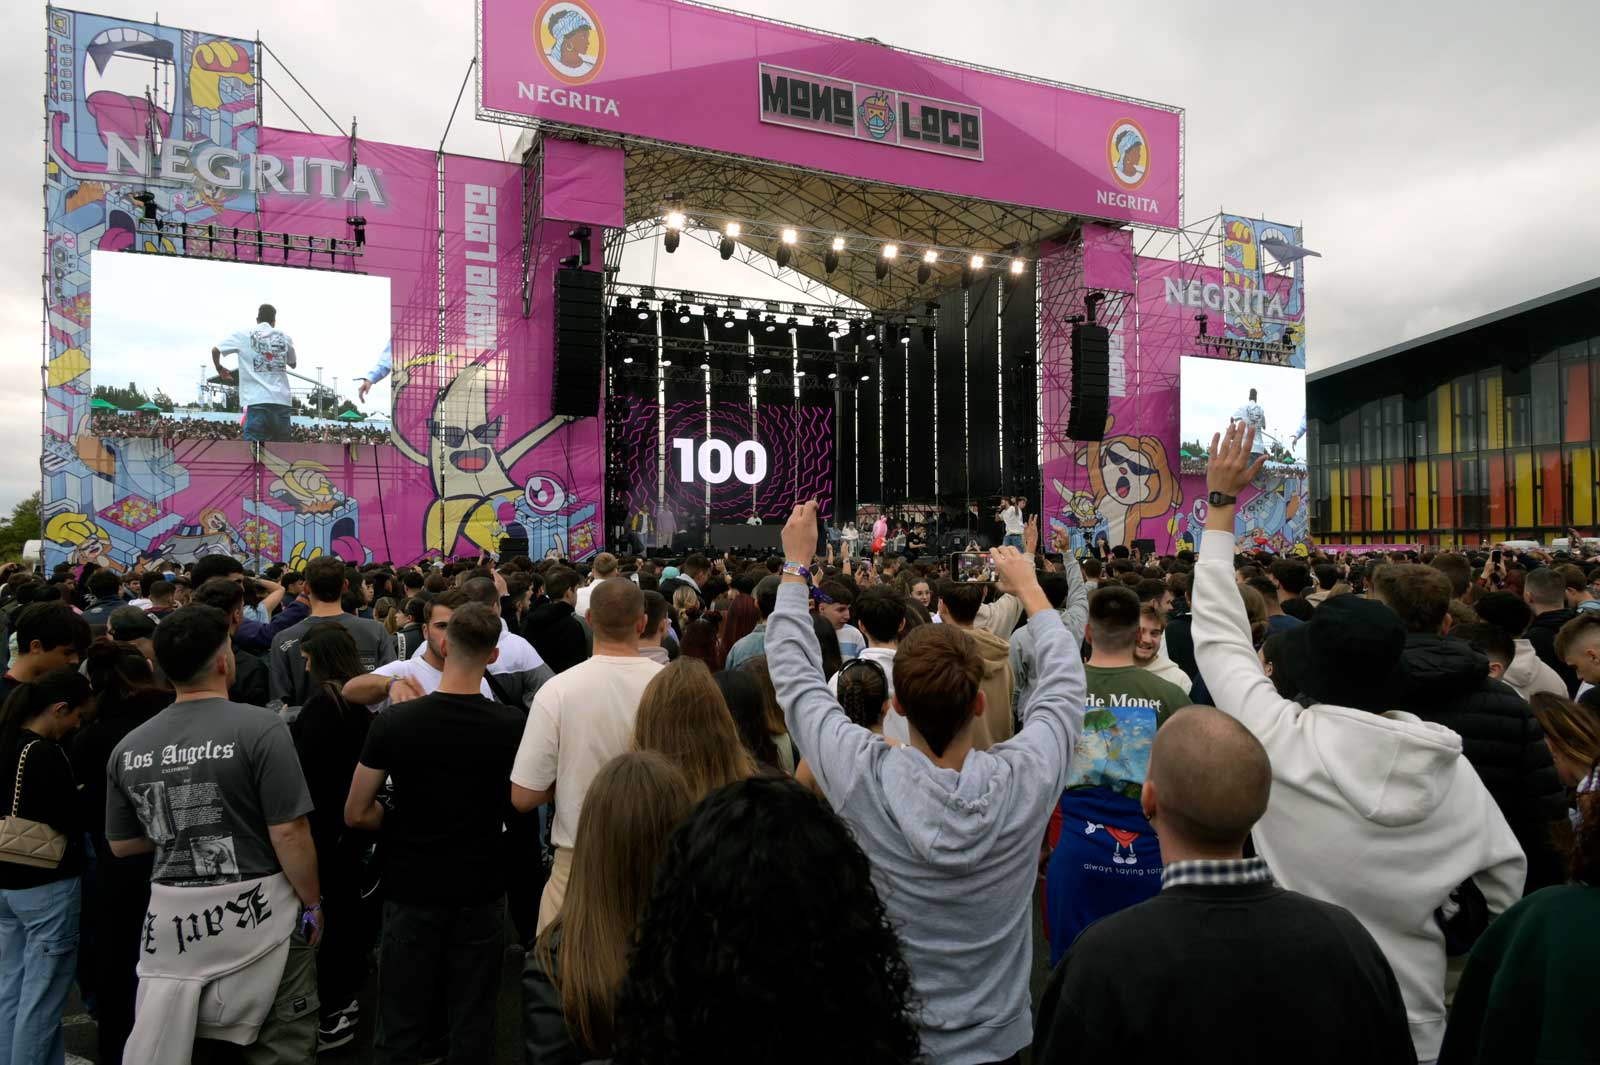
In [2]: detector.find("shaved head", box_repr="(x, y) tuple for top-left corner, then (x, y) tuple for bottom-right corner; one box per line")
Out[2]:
(588, 576), (645, 642)
(1144, 706), (1271, 851)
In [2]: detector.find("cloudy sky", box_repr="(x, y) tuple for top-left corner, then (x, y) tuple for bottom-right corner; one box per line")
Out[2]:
(3, 0), (1596, 513)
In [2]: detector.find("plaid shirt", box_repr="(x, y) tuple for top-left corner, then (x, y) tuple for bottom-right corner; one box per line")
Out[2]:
(1160, 856), (1275, 890)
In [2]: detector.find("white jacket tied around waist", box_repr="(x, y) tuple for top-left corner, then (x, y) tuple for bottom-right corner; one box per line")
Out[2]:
(124, 872), (300, 1065)
(1190, 529), (1526, 1063)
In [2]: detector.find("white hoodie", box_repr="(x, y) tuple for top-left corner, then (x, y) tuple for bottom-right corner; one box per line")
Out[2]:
(1192, 530), (1525, 1062)
(1501, 638), (1567, 703)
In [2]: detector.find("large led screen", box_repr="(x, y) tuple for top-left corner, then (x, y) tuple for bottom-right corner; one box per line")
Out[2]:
(90, 251), (392, 443)
(1179, 356), (1306, 472)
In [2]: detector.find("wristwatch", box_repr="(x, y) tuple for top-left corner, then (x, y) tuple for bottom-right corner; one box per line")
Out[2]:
(1207, 491), (1237, 506)
(781, 562), (811, 582)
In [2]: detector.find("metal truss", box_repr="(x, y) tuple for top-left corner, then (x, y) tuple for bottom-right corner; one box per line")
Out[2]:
(130, 219), (364, 272)
(607, 280), (933, 329)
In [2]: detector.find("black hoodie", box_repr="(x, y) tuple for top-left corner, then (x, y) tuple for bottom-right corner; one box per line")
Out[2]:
(521, 599), (587, 675)
(1390, 632), (1568, 891)
(1524, 608), (1579, 696)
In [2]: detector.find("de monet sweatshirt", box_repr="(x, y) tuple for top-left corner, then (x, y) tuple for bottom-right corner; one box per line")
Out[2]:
(768, 582), (1085, 1064)
(1191, 529), (1526, 1063)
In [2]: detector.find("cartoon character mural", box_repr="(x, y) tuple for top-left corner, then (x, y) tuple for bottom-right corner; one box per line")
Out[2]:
(1062, 417), (1182, 550)
(390, 356), (586, 559)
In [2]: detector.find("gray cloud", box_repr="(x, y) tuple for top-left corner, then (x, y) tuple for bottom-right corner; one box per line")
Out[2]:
(4, 0), (1595, 512)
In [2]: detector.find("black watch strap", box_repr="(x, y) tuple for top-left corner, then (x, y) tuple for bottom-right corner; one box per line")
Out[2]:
(1207, 491), (1237, 506)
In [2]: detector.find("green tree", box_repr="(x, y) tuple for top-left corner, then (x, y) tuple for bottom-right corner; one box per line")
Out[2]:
(0, 492), (42, 562)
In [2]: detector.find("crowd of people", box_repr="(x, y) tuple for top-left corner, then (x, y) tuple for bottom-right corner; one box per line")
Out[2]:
(90, 410), (392, 445)
(0, 422), (1596, 1064)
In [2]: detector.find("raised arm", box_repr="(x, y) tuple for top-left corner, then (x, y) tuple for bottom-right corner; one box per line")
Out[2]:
(1190, 424), (1299, 742)
(992, 547), (1085, 791)
(1056, 531), (1090, 643)
(768, 502), (875, 801)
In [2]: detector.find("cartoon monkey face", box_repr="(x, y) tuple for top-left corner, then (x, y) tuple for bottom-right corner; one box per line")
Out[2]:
(1098, 439), (1162, 507)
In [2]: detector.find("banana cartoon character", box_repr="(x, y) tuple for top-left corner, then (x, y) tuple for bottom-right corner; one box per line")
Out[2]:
(390, 358), (570, 555)
(188, 40), (255, 111)
(259, 449), (344, 515)
(45, 512), (124, 572)
(1072, 417), (1181, 550)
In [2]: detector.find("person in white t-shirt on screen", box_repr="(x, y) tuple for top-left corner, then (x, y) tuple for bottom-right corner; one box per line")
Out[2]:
(998, 496), (1026, 549)
(509, 579), (660, 931)
(1232, 389), (1268, 456)
(213, 303), (297, 443)
(343, 589), (491, 709)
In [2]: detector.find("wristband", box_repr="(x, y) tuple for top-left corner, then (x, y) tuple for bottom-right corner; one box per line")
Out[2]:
(781, 562), (811, 582)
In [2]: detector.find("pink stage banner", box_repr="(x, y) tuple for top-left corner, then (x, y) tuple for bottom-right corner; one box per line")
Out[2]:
(479, 0), (1181, 228)
(541, 138), (626, 228)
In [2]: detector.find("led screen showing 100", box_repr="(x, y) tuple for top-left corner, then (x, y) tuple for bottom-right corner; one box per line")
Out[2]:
(90, 251), (393, 442)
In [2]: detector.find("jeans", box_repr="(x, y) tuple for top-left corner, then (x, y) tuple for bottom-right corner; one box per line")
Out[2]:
(243, 402), (293, 443)
(0, 876), (81, 1065)
(1002, 533), (1024, 549)
(376, 896), (505, 1065)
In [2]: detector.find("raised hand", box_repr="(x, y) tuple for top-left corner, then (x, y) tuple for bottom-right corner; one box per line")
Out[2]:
(1207, 422), (1268, 498)
(1024, 514), (1040, 556)
(783, 501), (819, 566)
(992, 546), (1048, 616)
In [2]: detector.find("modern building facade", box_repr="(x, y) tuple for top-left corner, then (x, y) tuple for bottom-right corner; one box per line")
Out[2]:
(1307, 277), (1600, 546)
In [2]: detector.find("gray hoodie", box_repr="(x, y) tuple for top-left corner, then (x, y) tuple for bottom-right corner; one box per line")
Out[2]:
(768, 581), (1084, 1064)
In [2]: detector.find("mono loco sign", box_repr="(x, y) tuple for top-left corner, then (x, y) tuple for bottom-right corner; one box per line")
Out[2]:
(757, 64), (983, 161)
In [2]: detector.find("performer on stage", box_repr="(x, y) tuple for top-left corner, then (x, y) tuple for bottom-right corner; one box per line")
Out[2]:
(212, 303), (296, 443)
(1232, 389), (1268, 455)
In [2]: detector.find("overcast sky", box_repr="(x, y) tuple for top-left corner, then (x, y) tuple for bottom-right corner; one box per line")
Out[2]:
(3, 0), (1596, 513)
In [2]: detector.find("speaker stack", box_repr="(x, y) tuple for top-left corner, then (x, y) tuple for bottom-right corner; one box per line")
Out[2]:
(552, 268), (604, 417)
(1067, 322), (1110, 441)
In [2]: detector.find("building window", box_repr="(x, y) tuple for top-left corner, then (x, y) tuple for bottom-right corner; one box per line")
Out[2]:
(1454, 376), (1478, 452)
(1361, 401), (1381, 464)
(1532, 354), (1559, 446)
(1381, 396), (1404, 459)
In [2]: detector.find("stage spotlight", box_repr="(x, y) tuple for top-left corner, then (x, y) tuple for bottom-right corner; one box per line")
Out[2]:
(700, 362), (710, 371)
(346, 215), (368, 247)
(558, 254), (581, 269)
(1009, 258), (1026, 276)
(617, 297), (633, 313)
(661, 358), (673, 366)
(860, 373), (871, 382)
(882, 243), (899, 260)
(970, 254), (985, 269)
(134, 190), (157, 221)
(761, 366), (772, 375)
(874, 244), (898, 280)
(786, 316), (799, 332)
(762, 314), (777, 332)
(917, 249), (937, 284)
(722, 310), (737, 328)
(828, 372), (838, 380)
(664, 210), (685, 254)
(725, 221), (742, 237)
(1195, 313), (1209, 337)
(824, 248), (839, 274)
(664, 230), (680, 253)
(568, 225), (592, 266)
(678, 305), (692, 324)
(622, 356), (634, 364)
(719, 221), (739, 260)
(825, 320), (841, 339)
(776, 227), (798, 268)
(637, 302), (652, 320)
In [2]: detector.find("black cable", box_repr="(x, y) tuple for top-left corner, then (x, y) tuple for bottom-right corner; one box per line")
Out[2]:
(371, 442), (393, 565)
(439, 58), (477, 155)
(259, 41), (348, 137)
(259, 76), (315, 135)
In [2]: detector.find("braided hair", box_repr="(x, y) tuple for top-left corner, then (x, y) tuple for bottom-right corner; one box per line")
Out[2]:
(837, 658), (889, 732)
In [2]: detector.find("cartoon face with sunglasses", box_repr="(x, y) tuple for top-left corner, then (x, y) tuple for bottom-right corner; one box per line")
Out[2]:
(1073, 416), (1181, 550)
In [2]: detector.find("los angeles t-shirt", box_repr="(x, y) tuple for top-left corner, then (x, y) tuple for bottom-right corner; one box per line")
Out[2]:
(216, 324), (296, 407)
(106, 698), (313, 886)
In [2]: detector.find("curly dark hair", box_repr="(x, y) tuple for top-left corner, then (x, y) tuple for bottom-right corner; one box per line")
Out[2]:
(612, 777), (924, 1065)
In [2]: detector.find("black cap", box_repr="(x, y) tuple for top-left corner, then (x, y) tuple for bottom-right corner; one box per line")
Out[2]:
(108, 606), (157, 641)
(1281, 595), (1404, 712)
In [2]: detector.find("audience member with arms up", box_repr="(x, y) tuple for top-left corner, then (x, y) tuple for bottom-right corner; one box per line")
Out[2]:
(1034, 705), (1415, 1064)
(611, 777), (922, 1065)
(768, 500), (1085, 1064)
(344, 603), (526, 1065)
(1191, 423), (1526, 1065)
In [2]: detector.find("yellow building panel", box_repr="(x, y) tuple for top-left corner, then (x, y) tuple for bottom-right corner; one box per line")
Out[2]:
(1436, 386), (1453, 453)
(1485, 375), (1504, 449)
(1514, 452), (1535, 528)
(1371, 466), (1385, 532)
(1415, 461), (1433, 529)
(1572, 450), (1594, 527)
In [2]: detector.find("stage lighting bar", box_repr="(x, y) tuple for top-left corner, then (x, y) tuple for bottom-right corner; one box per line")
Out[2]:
(133, 219), (362, 271)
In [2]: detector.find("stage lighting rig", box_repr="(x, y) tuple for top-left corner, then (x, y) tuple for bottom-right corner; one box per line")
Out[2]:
(568, 225), (592, 267)
(1009, 258), (1026, 276)
(346, 215), (368, 248)
(719, 221), (740, 260)
(776, 227), (799, 268)
(1195, 313), (1209, 337)
(664, 210), (685, 253)
(133, 190), (158, 222)
(722, 310), (737, 328)
(824, 236), (844, 274)
(875, 243), (897, 281)
(918, 249), (937, 284)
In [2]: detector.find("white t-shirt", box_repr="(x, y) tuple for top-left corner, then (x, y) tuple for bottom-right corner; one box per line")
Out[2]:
(1233, 402), (1267, 452)
(827, 646), (905, 743)
(408, 617), (546, 674)
(217, 324), (296, 407)
(837, 623), (866, 659)
(1001, 506), (1024, 535)
(372, 655), (491, 712)
(510, 655), (663, 850)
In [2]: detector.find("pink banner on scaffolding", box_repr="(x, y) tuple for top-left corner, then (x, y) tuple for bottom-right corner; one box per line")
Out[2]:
(479, 0), (1181, 227)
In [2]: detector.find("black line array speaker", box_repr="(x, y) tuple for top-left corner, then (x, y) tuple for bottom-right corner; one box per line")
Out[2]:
(552, 269), (604, 417)
(1067, 322), (1110, 441)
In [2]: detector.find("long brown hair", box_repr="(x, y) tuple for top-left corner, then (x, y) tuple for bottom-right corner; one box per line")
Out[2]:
(739, 655), (789, 737)
(1530, 692), (1600, 883)
(634, 658), (755, 799)
(534, 750), (693, 1055)
(716, 595), (761, 664)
